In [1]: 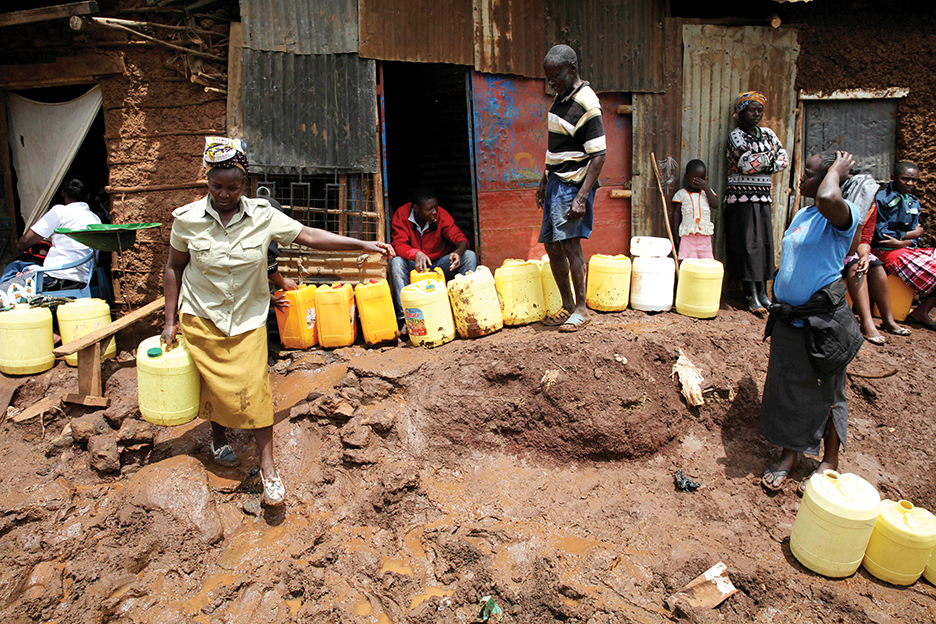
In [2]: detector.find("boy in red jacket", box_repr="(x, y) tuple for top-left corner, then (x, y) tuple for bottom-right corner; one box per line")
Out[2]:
(390, 188), (477, 326)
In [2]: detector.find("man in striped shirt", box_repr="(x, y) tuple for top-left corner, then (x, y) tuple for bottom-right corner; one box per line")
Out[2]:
(536, 44), (606, 332)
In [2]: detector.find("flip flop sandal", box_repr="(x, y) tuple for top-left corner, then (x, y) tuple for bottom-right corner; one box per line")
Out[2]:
(210, 441), (240, 467)
(761, 464), (789, 491)
(559, 313), (591, 332)
(864, 335), (886, 345)
(884, 326), (911, 336)
(542, 309), (572, 326)
(798, 471), (817, 496)
(260, 470), (286, 506)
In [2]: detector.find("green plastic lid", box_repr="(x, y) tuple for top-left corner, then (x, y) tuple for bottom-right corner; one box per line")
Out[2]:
(147, 347), (162, 358)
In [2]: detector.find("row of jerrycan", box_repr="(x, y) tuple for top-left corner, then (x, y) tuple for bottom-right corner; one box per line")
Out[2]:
(791, 469), (936, 586)
(0, 299), (116, 375)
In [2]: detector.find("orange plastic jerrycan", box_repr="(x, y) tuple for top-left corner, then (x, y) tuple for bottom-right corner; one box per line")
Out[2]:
(872, 273), (914, 322)
(355, 279), (398, 345)
(410, 267), (445, 285)
(316, 283), (357, 349)
(274, 284), (318, 349)
(401, 279), (456, 348)
(494, 259), (546, 326)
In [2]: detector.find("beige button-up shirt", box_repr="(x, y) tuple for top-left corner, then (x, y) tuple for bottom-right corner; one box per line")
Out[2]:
(169, 195), (303, 336)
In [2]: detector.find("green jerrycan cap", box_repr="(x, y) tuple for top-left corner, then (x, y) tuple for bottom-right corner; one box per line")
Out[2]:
(147, 347), (163, 358)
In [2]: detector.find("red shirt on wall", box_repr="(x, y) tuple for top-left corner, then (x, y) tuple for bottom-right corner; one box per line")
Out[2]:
(390, 202), (469, 262)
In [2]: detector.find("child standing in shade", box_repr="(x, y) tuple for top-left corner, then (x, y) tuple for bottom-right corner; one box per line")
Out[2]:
(673, 160), (716, 260)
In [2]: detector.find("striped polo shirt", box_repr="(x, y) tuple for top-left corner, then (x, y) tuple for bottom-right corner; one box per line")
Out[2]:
(546, 81), (606, 185)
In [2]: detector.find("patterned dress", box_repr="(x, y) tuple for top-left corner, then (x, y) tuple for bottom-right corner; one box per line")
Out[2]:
(724, 126), (789, 282)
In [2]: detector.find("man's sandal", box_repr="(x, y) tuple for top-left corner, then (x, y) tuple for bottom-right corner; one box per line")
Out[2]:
(559, 313), (590, 333)
(542, 309), (572, 326)
(761, 464), (789, 491)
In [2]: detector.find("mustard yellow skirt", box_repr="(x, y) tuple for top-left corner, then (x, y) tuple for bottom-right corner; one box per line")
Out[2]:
(180, 314), (273, 430)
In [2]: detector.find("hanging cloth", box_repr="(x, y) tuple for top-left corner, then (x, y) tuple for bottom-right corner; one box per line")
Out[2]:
(6, 85), (103, 230)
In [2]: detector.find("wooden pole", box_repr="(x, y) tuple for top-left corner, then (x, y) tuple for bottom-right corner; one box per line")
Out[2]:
(81, 16), (226, 63)
(0, 97), (17, 248)
(650, 151), (680, 276)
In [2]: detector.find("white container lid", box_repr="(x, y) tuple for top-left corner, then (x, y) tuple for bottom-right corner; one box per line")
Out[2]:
(630, 236), (672, 257)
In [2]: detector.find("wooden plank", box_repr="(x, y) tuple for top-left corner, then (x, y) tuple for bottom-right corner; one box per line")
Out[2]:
(64, 393), (109, 408)
(0, 54), (124, 90)
(0, 97), (16, 248)
(610, 189), (633, 199)
(0, 375), (23, 417)
(54, 297), (165, 357)
(0, 1), (97, 28)
(337, 174), (347, 236)
(617, 104), (633, 115)
(105, 181), (207, 194)
(76, 343), (103, 397)
(226, 22), (243, 139)
(12, 394), (63, 424)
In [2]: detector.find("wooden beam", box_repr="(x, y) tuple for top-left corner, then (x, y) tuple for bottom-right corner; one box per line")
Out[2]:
(0, 54), (124, 90)
(105, 181), (207, 194)
(0, 2), (97, 28)
(226, 22), (242, 140)
(799, 87), (910, 101)
(616, 104), (633, 115)
(85, 16), (226, 63)
(610, 189), (633, 199)
(0, 97), (16, 248)
(54, 297), (165, 357)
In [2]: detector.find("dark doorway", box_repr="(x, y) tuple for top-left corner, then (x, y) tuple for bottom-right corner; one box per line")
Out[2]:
(380, 62), (477, 249)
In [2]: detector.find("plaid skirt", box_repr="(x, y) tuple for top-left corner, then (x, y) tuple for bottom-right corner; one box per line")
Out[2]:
(875, 247), (936, 296)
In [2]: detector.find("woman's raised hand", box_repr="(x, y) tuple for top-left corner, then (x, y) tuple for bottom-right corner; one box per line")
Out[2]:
(831, 151), (855, 177)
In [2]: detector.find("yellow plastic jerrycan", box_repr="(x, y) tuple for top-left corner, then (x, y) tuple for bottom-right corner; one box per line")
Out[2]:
(57, 298), (117, 366)
(136, 335), (200, 426)
(534, 255), (570, 317)
(401, 279), (455, 348)
(923, 544), (936, 585)
(0, 305), (55, 375)
(586, 254), (632, 312)
(495, 259), (546, 325)
(675, 259), (725, 319)
(355, 279), (398, 345)
(863, 499), (936, 585)
(316, 283), (357, 349)
(274, 284), (318, 349)
(872, 273), (914, 322)
(790, 470), (881, 578)
(410, 267), (445, 285)
(447, 266), (503, 339)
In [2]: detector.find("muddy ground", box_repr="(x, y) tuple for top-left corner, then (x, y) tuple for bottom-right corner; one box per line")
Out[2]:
(1, 302), (936, 624)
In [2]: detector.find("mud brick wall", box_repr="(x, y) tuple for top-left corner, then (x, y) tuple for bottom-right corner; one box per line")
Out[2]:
(792, 5), (936, 245)
(101, 50), (226, 307)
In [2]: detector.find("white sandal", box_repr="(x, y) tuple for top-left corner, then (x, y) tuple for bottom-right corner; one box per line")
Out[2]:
(210, 441), (240, 467)
(260, 470), (286, 506)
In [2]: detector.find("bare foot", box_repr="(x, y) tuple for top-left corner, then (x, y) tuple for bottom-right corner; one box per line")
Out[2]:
(909, 308), (936, 330)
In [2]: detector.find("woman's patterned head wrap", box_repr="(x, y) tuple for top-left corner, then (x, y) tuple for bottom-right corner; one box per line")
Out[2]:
(734, 91), (767, 120)
(203, 136), (249, 174)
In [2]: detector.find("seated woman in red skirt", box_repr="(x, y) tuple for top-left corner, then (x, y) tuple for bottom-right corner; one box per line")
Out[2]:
(872, 161), (936, 330)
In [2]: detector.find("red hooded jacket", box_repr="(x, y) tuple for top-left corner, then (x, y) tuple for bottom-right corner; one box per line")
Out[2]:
(390, 202), (469, 262)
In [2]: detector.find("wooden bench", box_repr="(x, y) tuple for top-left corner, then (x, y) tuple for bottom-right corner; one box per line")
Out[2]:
(52, 297), (166, 408)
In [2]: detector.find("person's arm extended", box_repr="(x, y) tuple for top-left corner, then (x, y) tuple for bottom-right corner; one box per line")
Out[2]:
(816, 151), (854, 229)
(904, 224), (924, 240)
(161, 246), (189, 348)
(16, 228), (43, 252)
(570, 153), (606, 219)
(294, 226), (395, 257)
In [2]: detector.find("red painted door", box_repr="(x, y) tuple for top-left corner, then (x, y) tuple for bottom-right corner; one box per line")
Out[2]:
(471, 72), (631, 269)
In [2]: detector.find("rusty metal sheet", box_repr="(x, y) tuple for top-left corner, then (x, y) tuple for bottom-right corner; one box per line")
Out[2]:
(240, 0), (357, 55)
(472, 72), (631, 266)
(473, 0), (545, 79)
(359, 0), (473, 65)
(241, 50), (379, 173)
(631, 17), (682, 239)
(545, 0), (664, 93)
(680, 24), (800, 264)
(804, 99), (897, 182)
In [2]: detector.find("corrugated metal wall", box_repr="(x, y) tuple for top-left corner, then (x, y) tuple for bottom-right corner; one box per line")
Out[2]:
(545, 0), (665, 93)
(680, 25), (800, 264)
(804, 99), (897, 182)
(631, 17), (682, 238)
(359, 0), (474, 65)
(241, 50), (379, 173)
(240, 0), (358, 54)
(473, 0), (545, 78)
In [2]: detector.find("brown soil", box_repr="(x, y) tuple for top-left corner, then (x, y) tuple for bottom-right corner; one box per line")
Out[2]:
(2, 305), (936, 623)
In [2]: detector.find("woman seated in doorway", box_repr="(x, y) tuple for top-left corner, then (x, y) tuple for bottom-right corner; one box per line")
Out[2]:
(0, 176), (100, 296)
(841, 173), (910, 345)
(871, 160), (936, 330)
